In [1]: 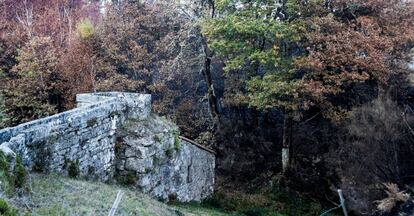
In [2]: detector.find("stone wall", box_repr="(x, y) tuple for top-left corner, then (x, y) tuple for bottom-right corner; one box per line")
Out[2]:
(0, 92), (151, 181)
(0, 92), (215, 201)
(116, 115), (215, 202)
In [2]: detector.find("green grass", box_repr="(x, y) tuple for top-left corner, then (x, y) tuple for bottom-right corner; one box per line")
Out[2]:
(2, 173), (331, 216)
(193, 190), (328, 216)
(174, 203), (232, 216)
(11, 173), (231, 216)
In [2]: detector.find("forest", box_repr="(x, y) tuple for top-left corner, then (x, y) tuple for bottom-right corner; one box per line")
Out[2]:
(1, 0), (414, 215)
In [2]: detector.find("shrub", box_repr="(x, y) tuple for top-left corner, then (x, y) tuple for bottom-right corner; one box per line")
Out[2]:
(67, 160), (80, 178)
(14, 155), (26, 188)
(0, 152), (27, 193)
(0, 152), (9, 172)
(117, 171), (136, 186)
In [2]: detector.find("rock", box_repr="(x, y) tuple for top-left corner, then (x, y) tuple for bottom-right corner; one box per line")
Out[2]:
(0, 143), (16, 172)
(0, 143), (16, 158)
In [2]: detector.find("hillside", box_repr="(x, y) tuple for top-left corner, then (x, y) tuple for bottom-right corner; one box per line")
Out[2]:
(5, 173), (228, 216)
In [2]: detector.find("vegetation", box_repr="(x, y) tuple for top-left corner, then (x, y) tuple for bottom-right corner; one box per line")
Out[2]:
(173, 131), (181, 151)
(117, 171), (136, 186)
(0, 199), (18, 216)
(0, 0), (414, 215)
(0, 152), (28, 195)
(11, 173), (229, 216)
(197, 191), (323, 216)
(0, 93), (8, 128)
(202, 0), (414, 173)
(67, 160), (80, 179)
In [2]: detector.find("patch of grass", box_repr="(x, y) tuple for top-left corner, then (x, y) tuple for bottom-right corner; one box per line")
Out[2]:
(199, 190), (324, 216)
(174, 202), (231, 216)
(33, 204), (67, 216)
(17, 173), (230, 216)
(0, 199), (18, 216)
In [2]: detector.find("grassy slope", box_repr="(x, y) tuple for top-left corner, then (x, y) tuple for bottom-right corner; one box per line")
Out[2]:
(12, 173), (229, 216)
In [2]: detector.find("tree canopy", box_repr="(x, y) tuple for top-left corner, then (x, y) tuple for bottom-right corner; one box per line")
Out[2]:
(202, 0), (414, 121)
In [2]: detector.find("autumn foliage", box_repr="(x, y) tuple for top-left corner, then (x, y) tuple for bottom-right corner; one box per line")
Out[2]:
(1, 0), (414, 214)
(297, 0), (414, 120)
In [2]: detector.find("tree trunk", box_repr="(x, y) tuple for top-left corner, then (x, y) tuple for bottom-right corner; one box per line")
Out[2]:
(201, 36), (220, 128)
(282, 114), (293, 174)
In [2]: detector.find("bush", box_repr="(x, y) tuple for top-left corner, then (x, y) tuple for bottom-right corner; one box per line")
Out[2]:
(117, 171), (136, 186)
(67, 160), (80, 178)
(0, 152), (27, 193)
(14, 156), (26, 188)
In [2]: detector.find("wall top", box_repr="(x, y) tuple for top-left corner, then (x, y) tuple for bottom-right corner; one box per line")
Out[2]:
(0, 92), (151, 144)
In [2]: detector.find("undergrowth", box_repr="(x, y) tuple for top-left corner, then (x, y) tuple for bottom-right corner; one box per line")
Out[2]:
(179, 189), (327, 216)
(0, 151), (28, 216)
(0, 152), (28, 194)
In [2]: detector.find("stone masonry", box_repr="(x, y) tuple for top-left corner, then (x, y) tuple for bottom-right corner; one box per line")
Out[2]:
(0, 92), (215, 201)
(116, 115), (215, 202)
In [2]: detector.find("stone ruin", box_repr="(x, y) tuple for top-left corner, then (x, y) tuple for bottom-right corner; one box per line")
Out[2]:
(0, 92), (215, 202)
